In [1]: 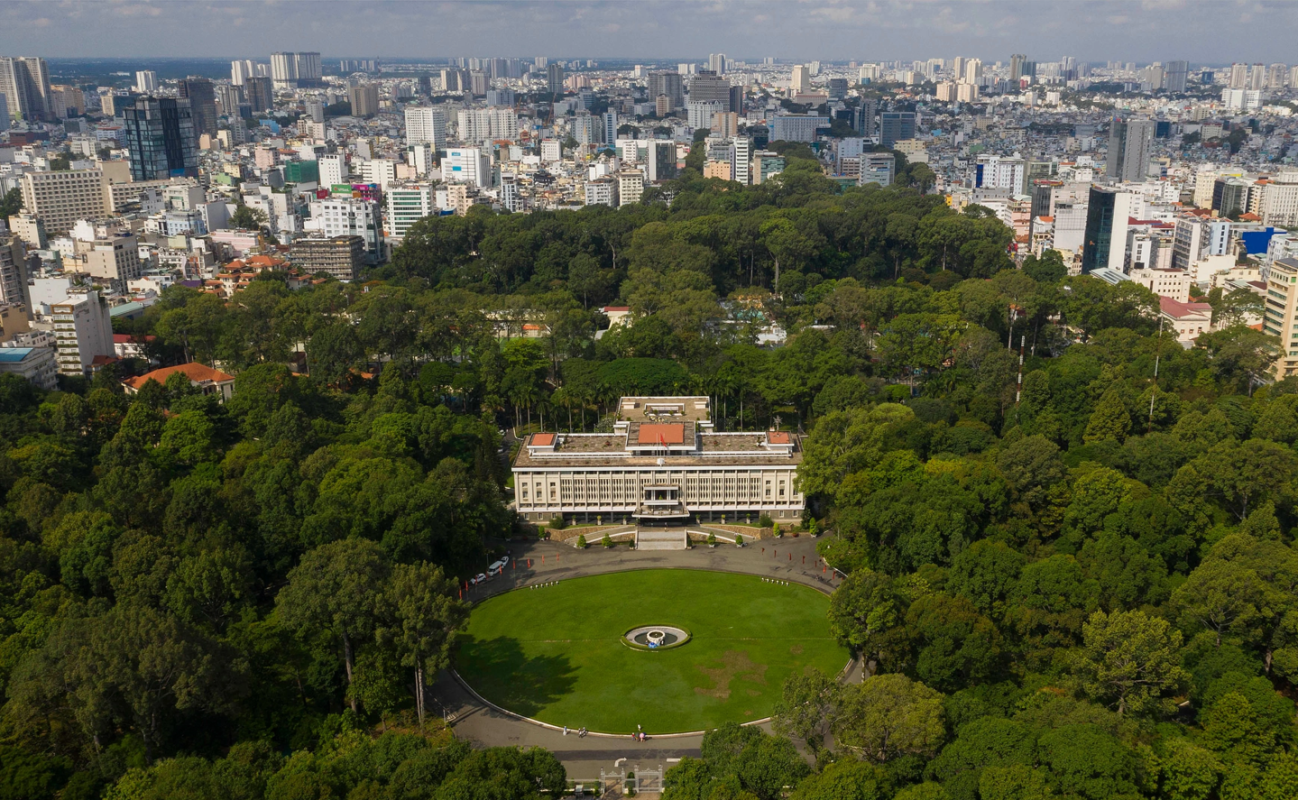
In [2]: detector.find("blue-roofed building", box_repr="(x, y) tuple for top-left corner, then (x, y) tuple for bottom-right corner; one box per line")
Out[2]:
(0, 346), (58, 390)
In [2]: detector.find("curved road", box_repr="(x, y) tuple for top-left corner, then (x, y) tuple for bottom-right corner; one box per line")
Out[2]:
(430, 535), (857, 781)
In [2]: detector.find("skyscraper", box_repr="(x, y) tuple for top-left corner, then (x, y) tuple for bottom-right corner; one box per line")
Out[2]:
(1165, 60), (1189, 93)
(1009, 54), (1027, 82)
(178, 78), (218, 138)
(348, 84), (380, 118)
(231, 59), (255, 86)
(1249, 63), (1265, 90)
(121, 97), (198, 181)
(708, 53), (727, 75)
(1229, 62), (1248, 89)
(1081, 187), (1137, 273)
(0, 57), (51, 121)
(602, 110), (618, 145)
(647, 71), (684, 110)
(880, 112), (916, 147)
(1106, 117), (1154, 183)
(689, 71), (733, 109)
(270, 52), (322, 88)
(790, 65), (811, 94)
(855, 99), (878, 138)
(244, 77), (273, 113)
(547, 63), (565, 95)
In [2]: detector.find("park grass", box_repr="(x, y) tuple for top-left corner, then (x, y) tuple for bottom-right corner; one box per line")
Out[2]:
(455, 569), (848, 734)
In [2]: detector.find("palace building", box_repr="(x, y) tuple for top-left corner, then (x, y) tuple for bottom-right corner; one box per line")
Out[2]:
(511, 396), (805, 524)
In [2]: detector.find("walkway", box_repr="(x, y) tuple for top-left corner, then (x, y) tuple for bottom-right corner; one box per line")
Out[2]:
(431, 535), (858, 778)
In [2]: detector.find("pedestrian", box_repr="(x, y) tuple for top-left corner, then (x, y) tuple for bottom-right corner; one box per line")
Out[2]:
(563, 726), (568, 736)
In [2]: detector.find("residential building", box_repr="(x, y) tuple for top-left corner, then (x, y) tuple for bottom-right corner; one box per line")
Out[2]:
(457, 108), (517, 144)
(121, 97), (198, 181)
(124, 362), (236, 401)
(790, 65), (811, 94)
(603, 110), (618, 145)
(1257, 175), (1298, 229)
(687, 101), (724, 130)
(512, 396), (805, 523)
(973, 155), (1026, 194)
(0, 236), (31, 311)
(0, 347), (57, 390)
(0, 57), (51, 121)
(1129, 267), (1191, 302)
(729, 136), (751, 186)
(585, 177), (618, 207)
(134, 70), (158, 93)
(540, 139), (562, 163)
(291, 235), (366, 281)
(1264, 257), (1298, 377)
(49, 287), (114, 376)
(405, 106), (447, 150)
(270, 52), (322, 88)
(244, 76), (273, 113)
(348, 84), (380, 118)
(617, 169), (645, 206)
(500, 175), (522, 213)
(73, 232), (142, 291)
(1165, 60), (1189, 92)
(19, 169), (109, 234)
(547, 63), (565, 95)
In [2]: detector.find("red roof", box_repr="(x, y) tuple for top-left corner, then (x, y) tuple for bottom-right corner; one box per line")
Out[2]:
(123, 362), (235, 391)
(112, 333), (157, 344)
(603, 305), (631, 312)
(767, 431), (791, 444)
(638, 423), (685, 445)
(531, 433), (555, 446)
(1159, 296), (1212, 319)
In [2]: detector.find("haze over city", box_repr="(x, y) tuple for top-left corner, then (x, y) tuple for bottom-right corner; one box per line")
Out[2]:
(1, 0), (1296, 62)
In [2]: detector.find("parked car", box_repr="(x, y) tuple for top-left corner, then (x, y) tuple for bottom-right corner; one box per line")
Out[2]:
(470, 573), (488, 586)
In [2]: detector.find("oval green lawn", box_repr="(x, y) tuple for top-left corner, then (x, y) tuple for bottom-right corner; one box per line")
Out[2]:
(455, 569), (848, 734)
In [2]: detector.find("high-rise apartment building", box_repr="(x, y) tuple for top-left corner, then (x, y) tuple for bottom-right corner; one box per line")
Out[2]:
(708, 53), (727, 75)
(603, 110), (619, 145)
(1267, 63), (1290, 89)
(0, 57), (51, 121)
(178, 78), (218, 138)
(49, 287), (114, 376)
(729, 136), (751, 185)
(310, 197), (382, 262)
(134, 70), (158, 93)
(1228, 62), (1248, 90)
(617, 169), (645, 206)
(1009, 54), (1028, 82)
(348, 84), (380, 118)
(963, 58), (983, 85)
(405, 106), (447, 151)
(456, 108), (517, 144)
(121, 97), (199, 181)
(1249, 63), (1265, 91)
(547, 63), (565, 95)
(648, 71), (684, 110)
(1164, 60), (1189, 93)
(231, 59), (255, 86)
(270, 52), (322, 88)
(20, 169), (109, 234)
(214, 84), (241, 118)
(244, 77), (273, 113)
(856, 99), (878, 138)
(0, 235), (31, 312)
(318, 154), (347, 187)
(1106, 117), (1153, 183)
(1263, 258), (1298, 377)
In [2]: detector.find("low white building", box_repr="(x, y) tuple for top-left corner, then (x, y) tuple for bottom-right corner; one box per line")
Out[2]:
(0, 346), (57, 390)
(512, 396), (805, 524)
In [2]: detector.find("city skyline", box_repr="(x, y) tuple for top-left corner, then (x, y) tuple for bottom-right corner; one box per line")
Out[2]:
(0, 0), (1295, 63)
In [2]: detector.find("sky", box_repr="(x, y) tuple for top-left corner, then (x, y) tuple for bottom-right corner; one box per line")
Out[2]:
(0, 0), (1295, 64)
